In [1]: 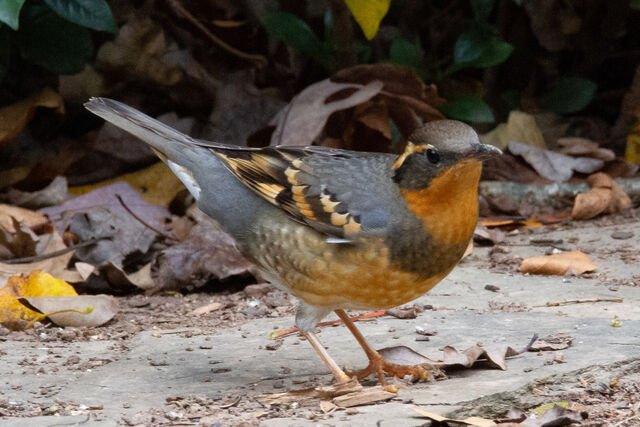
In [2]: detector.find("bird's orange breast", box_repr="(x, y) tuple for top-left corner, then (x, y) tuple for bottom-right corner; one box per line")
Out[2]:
(401, 159), (482, 248)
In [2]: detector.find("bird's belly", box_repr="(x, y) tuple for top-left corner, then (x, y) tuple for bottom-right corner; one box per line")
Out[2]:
(246, 221), (454, 310)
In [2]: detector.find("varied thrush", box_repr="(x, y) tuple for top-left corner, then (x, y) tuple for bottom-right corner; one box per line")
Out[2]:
(85, 98), (501, 385)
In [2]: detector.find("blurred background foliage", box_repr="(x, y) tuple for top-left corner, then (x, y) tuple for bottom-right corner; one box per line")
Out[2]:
(0, 0), (639, 190)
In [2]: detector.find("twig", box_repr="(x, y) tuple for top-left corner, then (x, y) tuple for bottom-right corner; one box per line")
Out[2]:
(167, 0), (267, 68)
(2, 237), (105, 264)
(537, 298), (623, 307)
(612, 415), (639, 427)
(116, 195), (178, 242)
(270, 310), (386, 339)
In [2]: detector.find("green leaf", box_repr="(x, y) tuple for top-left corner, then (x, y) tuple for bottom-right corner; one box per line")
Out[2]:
(389, 36), (423, 70)
(439, 95), (495, 123)
(470, 0), (494, 22)
(42, 0), (116, 33)
(0, 0), (26, 30)
(631, 0), (640, 10)
(262, 12), (323, 61)
(17, 3), (93, 74)
(540, 77), (597, 114)
(453, 28), (513, 69)
(0, 28), (10, 81)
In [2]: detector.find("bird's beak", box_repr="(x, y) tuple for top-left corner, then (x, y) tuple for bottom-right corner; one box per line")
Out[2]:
(466, 143), (502, 160)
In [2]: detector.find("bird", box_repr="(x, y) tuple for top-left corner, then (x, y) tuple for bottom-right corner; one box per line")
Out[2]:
(85, 97), (501, 386)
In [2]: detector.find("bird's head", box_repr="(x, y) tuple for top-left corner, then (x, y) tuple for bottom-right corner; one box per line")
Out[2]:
(392, 120), (501, 191)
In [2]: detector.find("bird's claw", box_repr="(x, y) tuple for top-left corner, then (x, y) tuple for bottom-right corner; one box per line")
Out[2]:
(346, 353), (429, 385)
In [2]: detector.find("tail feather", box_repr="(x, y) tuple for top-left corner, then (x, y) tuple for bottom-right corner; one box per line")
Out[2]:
(84, 98), (198, 156)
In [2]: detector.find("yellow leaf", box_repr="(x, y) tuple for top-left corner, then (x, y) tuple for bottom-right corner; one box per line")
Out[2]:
(344, 0), (391, 40)
(625, 121), (640, 165)
(70, 162), (185, 206)
(0, 271), (77, 324)
(0, 88), (65, 145)
(480, 111), (546, 150)
(532, 402), (568, 418)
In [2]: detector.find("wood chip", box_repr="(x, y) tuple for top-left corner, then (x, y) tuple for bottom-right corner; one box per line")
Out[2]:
(332, 386), (395, 408)
(319, 400), (337, 414)
(189, 302), (222, 316)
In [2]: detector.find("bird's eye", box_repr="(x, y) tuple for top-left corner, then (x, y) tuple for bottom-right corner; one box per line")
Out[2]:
(425, 148), (440, 164)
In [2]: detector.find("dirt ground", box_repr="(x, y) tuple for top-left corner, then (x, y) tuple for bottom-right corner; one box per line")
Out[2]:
(1, 210), (639, 426)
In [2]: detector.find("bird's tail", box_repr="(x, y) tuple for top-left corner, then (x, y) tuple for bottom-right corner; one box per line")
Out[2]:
(84, 97), (203, 163)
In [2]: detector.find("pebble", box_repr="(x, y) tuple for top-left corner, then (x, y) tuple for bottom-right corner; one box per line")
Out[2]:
(611, 231), (633, 240)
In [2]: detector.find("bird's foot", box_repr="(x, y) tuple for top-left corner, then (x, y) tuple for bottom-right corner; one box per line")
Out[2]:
(347, 351), (429, 386)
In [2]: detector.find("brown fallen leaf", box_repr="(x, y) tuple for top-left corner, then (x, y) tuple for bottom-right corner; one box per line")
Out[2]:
(508, 141), (604, 182)
(473, 224), (505, 246)
(529, 333), (573, 352)
(19, 294), (118, 327)
(189, 302), (222, 316)
(257, 378), (362, 407)
(319, 400), (337, 414)
(332, 386), (395, 408)
(96, 17), (183, 86)
(0, 232), (80, 286)
(331, 64), (445, 151)
(0, 217), (39, 259)
(0, 87), (65, 145)
(557, 137), (616, 162)
(377, 335), (536, 371)
(153, 207), (253, 292)
(40, 182), (170, 274)
(0, 204), (49, 232)
(2, 176), (71, 209)
(520, 251), (598, 276)
(270, 79), (384, 147)
(571, 172), (632, 220)
(413, 407), (497, 427)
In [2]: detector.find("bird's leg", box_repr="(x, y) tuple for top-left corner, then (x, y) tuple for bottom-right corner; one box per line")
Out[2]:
(335, 309), (429, 385)
(302, 330), (352, 383)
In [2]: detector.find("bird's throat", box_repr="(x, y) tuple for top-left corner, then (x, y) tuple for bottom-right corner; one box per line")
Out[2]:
(401, 159), (482, 247)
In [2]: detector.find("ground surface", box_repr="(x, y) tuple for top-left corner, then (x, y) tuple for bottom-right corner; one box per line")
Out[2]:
(1, 213), (639, 426)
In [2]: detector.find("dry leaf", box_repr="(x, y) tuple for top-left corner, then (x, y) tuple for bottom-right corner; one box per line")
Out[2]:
(189, 302), (222, 316)
(75, 262), (95, 281)
(480, 111), (547, 150)
(20, 294), (117, 327)
(96, 17), (183, 85)
(153, 207), (253, 292)
(520, 251), (598, 276)
(0, 88), (65, 145)
(70, 162), (185, 207)
(319, 401), (337, 414)
(0, 232), (77, 286)
(377, 335), (535, 371)
(529, 333), (573, 352)
(270, 79), (384, 147)
(557, 137), (615, 161)
(2, 176), (70, 209)
(571, 173), (631, 220)
(258, 379), (362, 407)
(0, 271), (78, 328)
(508, 141), (604, 182)
(332, 386), (395, 408)
(0, 205), (48, 232)
(413, 408), (496, 427)
(41, 182), (170, 272)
